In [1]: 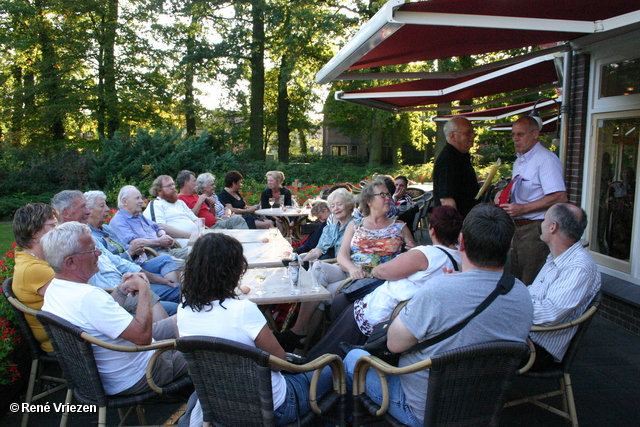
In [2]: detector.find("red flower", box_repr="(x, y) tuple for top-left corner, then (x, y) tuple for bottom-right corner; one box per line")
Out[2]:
(5, 251), (14, 259)
(11, 242), (17, 249)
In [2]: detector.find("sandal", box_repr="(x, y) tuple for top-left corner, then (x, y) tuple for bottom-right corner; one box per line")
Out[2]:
(274, 329), (306, 352)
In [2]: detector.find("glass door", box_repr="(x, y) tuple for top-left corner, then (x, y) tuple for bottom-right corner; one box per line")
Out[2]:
(590, 115), (640, 273)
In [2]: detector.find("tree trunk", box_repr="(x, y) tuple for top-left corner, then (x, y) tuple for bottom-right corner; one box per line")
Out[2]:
(277, 53), (292, 163)
(9, 66), (23, 145)
(248, 0), (266, 160)
(104, 0), (120, 138)
(184, 19), (197, 137)
(369, 114), (383, 166)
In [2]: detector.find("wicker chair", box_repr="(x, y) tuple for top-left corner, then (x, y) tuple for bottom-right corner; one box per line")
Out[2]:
(175, 335), (347, 426)
(2, 278), (67, 427)
(505, 291), (602, 427)
(36, 310), (191, 427)
(353, 340), (529, 427)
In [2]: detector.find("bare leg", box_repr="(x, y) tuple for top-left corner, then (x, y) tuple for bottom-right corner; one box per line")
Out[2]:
(290, 301), (322, 335)
(256, 219), (275, 229)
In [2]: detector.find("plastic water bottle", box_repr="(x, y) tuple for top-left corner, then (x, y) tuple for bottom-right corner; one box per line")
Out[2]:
(289, 253), (300, 295)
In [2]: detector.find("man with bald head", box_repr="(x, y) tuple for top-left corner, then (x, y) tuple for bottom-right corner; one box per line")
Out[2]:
(496, 116), (568, 285)
(528, 203), (600, 371)
(432, 116), (479, 218)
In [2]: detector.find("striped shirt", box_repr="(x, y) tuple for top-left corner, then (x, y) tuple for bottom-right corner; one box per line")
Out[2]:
(528, 241), (601, 361)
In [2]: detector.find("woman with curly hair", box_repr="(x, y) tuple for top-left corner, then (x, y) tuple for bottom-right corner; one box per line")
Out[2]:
(177, 233), (333, 426)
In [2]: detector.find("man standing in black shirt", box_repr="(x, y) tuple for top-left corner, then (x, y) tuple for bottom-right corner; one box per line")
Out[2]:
(432, 116), (479, 218)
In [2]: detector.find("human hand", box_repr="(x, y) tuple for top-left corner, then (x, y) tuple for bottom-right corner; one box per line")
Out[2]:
(119, 272), (149, 296)
(499, 202), (525, 217)
(494, 190), (503, 205)
(156, 235), (173, 247)
(348, 266), (367, 280)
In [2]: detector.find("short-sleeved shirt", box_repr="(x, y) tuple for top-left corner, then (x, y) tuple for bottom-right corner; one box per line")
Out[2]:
(354, 245), (460, 335)
(316, 217), (353, 256)
(143, 198), (199, 247)
(399, 269), (533, 424)
(432, 143), (479, 217)
(218, 190), (248, 210)
(89, 239), (142, 289)
(42, 278), (151, 395)
(177, 298), (286, 409)
(511, 142), (566, 220)
(350, 218), (405, 271)
(179, 194), (216, 227)
(13, 251), (55, 352)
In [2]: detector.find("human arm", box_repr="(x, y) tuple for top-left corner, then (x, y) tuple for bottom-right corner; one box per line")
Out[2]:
(260, 189), (270, 209)
(371, 249), (429, 281)
(337, 221), (366, 279)
(156, 223), (192, 239)
(117, 273), (153, 345)
(500, 191), (567, 218)
(439, 197), (457, 209)
(141, 269), (177, 288)
(254, 325), (287, 370)
(301, 248), (323, 263)
(530, 264), (597, 326)
(400, 222), (416, 250)
(36, 281), (52, 297)
(182, 194), (209, 216)
(387, 315), (418, 353)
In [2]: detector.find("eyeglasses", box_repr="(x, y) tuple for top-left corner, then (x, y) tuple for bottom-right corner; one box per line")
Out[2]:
(374, 192), (392, 199)
(161, 183), (176, 188)
(69, 247), (100, 257)
(511, 130), (535, 138)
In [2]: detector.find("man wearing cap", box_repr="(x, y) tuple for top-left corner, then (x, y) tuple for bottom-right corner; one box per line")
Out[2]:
(496, 116), (567, 285)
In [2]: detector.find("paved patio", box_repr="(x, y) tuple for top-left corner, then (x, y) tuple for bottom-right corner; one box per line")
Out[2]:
(1, 314), (638, 426)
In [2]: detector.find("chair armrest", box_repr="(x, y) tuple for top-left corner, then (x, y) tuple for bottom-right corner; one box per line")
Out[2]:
(516, 338), (537, 374)
(6, 295), (38, 317)
(144, 247), (159, 258)
(334, 277), (353, 295)
(146, 342), (179, 394)
(390, 300), (409, 320)
(269, 353), (346, 414)
(530, 304), (599, 332)
(353, 354), (434, 417)
(79, 332), (176, 353)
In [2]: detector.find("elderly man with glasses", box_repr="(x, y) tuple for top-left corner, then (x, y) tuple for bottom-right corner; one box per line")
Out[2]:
(432, 116), (479, 218)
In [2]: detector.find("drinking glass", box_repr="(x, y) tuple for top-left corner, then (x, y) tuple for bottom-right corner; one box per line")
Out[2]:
(268, 197), (275, 210)
(309, 260), (323, 293)
(279, 195), (285, 207)
(269, 227), (279, 240)
(254, 268), (267, 296)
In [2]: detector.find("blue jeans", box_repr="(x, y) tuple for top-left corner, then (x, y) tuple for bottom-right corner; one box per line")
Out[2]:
(344, 349), (422, 427)
(159, 301), (178, 316)
(142, 254), (179, 277)
(274, 367), (333, 425)
(150, 283), (180, 304)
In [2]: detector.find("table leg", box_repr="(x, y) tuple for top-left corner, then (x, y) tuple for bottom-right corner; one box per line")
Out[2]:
(259, 305), (279, 331)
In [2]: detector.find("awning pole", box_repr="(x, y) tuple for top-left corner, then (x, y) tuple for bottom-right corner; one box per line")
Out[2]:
(559, 50), (573, 174)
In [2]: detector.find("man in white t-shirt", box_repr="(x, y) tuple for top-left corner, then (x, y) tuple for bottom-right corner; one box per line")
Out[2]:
(41, 222), (187, 396)
(143, 174), (204, 248)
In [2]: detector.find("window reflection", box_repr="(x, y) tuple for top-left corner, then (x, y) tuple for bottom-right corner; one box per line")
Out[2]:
(593, 118), (639, 262)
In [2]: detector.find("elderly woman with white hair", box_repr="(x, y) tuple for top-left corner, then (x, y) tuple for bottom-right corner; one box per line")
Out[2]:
(194, 173), (248, 229)
(84, 190), (182, 289)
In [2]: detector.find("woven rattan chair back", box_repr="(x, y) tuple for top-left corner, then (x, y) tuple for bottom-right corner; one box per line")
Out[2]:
(36, 310), (110, 406)
(3, 278), (67, 427)
(176, 336), (276, 427)
(423, 340), (529, 427)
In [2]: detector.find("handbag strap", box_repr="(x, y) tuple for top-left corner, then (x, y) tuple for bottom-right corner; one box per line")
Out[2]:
(406, 271), (515, 354)
(436, 247), (459, 271)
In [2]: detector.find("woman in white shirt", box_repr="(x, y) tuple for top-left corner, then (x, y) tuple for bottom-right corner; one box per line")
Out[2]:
(177, 233), (333, 426)
(307, 205), (463, 359)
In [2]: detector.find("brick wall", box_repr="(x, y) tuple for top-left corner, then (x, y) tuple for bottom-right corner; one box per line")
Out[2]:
(599, 294), (640, 336)
(563, 52), (590, 205)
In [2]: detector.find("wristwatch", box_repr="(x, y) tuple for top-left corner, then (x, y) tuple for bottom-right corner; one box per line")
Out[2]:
(115, 287), (127, 299)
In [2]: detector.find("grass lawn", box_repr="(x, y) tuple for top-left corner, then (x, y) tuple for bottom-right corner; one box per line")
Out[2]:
(0, 222), (14, 256)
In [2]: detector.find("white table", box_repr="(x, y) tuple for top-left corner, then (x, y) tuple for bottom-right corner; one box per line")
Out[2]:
(199, 228), (293, 268)
(239, 267), (331, 330)
(255, 207), (311, 240)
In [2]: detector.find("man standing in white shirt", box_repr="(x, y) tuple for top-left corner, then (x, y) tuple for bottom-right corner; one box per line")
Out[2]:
(528, 203), (601, 370)
(143, 175), (204, 248)
(497, 116), (568, 285)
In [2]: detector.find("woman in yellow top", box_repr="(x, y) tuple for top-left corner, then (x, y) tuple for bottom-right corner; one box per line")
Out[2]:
(12, 203), (59, 353)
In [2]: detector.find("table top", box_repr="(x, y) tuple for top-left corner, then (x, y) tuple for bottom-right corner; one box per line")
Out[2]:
(199, 228), (292, 268)
(238, 267), (331, 305)
(255, 207), (311, 218)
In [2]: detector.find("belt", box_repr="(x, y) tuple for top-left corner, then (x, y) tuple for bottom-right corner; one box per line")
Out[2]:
(514, 219), (542, 226)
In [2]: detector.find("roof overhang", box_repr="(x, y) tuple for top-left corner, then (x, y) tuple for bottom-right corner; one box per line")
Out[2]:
(432, 98), (561, 122)
(335, 54), (561, 113)
(317, 0), (640, 84)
